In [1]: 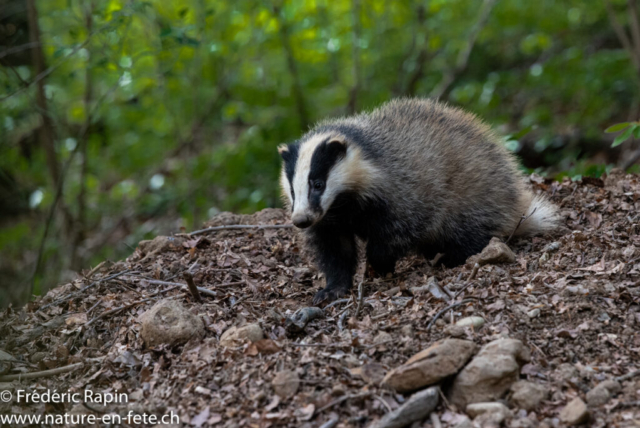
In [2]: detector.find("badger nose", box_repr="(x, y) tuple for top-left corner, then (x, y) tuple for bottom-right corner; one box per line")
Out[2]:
(292, 214), (313, 229)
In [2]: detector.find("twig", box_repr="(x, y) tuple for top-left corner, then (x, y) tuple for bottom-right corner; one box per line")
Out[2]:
(506, 207), (537, 244)
(374, 394), (393, 413)
(324, 299), (351, 309)
(429, 0), (497, 99)
(467, 263), (480, 281)
(143, 279), (217, 297)
(37, 270), (132, 312)
(452, 280), (475, 300)
(315, 392), (371, 415)
(183, 272), (202, 303)
(285, 307), (324, 333)
(319, 415), (339, 428)
(426, 299), (475, 331)
(338, 309), (350, 332)
(85, 285), (180, 326)
(616, 369), (640, 382)
(181, 224), (293, 237)
(354, 281), (364, 319)
(430, 413), (442, 428)
(0, 362), (84, 382)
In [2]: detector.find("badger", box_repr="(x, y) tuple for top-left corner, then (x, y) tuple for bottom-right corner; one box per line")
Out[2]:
(278, 98), (560, 304)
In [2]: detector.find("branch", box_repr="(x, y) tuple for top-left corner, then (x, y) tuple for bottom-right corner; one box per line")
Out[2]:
(605, 0), (640, 72)
(273, 4), (309, 130)
(429, 0), (497, 99)
(0, 41), (41, 60)
(347, 0), (361, 114)
(0, 362), (84, 382)
(628, 0), (640, 63)
(181, 223), (293, 237)
(405, 4), (429, 96)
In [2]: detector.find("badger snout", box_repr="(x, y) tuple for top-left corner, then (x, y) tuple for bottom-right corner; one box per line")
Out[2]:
(292, 213), (313, 229)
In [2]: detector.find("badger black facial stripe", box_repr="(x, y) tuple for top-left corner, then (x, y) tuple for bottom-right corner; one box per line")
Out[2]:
(283, 143), (300, 203)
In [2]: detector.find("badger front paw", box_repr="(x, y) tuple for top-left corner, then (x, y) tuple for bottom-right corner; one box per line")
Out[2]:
(312, 286), (349, 305)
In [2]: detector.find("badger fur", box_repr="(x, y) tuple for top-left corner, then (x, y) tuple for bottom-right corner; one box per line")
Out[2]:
(278, 98), (560, 304)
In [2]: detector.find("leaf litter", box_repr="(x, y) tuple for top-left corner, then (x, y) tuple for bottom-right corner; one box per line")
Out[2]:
(1, 171), (639, 427)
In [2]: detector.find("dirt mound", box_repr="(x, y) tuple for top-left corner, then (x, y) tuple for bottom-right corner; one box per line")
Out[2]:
(1, 172), (639, 427)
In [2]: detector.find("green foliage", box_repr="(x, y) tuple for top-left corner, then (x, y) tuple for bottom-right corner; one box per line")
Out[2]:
(0, 0), (639, 305)
(605, 121), (640, 147)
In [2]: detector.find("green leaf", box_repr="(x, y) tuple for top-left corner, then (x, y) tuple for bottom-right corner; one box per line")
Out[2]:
(634, 126), (640, 139)
(612, 126), (634, 147)
(605, 122), (630, 133)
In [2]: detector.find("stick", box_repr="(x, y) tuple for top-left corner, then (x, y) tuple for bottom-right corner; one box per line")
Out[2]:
(0, 362), (83, 382)
(183, 272), (202, 303)
(426, 299), (474, 331)
(37, 270), (132, 312)
(144, 279), (218, 297)
(315, 392), (371, 415)
(181, 224), (293, 237)
(452, 280), (475, 300)
(319, 415), (339, 428)
(467, 263), (480, 281)
(505, 207), (537, 244)
(324, 299), (351, 309)
(616, 369), (640, 382)
(338, 310), (350, 332)
(354, 281), (364, 319)
(85, 285), (180, 326)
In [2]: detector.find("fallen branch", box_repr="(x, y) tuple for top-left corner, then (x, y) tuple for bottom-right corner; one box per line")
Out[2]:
(182, 224), (293, 237)
(426, 299), (475, 331)
(324, 298), (351, 309)
(144, 279), (217, 298)
(354, 281), (365, 319)
(37, 270), (132, 312)
(319, 415), (339, 428)
(315, 392), (371, 415)
(338, 309), (350, 332)
(0, 362), (84, 382)
(616, 369), (640, 382)
(86, 285), (181, 326)
(183, 272), (202, 303)
(369, 387), (439, 428)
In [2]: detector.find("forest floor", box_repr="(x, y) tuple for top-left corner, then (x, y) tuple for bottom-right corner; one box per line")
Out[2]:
(1, 171), (639, 428)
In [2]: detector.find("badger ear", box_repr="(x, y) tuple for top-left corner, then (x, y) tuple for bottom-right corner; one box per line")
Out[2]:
(278, 144), (290, 161)
(326, 139), (347, 159)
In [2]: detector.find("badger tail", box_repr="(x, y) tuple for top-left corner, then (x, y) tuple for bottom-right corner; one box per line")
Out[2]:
(514, 193), (561, 237)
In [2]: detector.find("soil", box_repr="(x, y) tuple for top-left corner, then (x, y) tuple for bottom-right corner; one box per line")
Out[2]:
(1, 171), (639, 428)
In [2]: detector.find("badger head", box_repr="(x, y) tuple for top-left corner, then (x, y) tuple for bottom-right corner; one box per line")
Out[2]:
(278, 132), (377, 229)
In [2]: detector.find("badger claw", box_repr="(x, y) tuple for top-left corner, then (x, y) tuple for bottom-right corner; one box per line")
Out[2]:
(312, 287), (348, 305)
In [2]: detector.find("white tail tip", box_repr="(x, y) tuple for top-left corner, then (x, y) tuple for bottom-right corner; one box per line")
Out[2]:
(516, 194), (561, 236)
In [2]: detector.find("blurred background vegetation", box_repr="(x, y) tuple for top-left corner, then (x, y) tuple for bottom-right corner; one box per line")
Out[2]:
(1, 0), (640, 307)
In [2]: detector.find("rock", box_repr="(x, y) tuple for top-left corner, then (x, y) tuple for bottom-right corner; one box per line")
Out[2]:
(449, 338), (531, 408)
(559, 397), (590, 426)
(456, 316), (485, 329)
(453, 416), (474, 428)
(468, 237), (516, 266)
(510, 381), (547, 411)
(543, 242), (561, 253)
(219, 323), (264, 347)
(272, 370), (300, 398)
(382, 339), (477, 393)
(369, 386), (439, 428)
(139, 300), (204, 347)
(444, 324), (466, 337)
(466, 402), (512, 425)
(400, 325), (415, 338)
(586, 380), (621, 406)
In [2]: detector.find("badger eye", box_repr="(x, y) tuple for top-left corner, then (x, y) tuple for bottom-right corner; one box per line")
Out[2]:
(311, 180), (325, 191)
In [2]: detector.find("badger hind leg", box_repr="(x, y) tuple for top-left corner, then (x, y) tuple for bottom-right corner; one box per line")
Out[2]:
(307, 227), (357, 304)
(365, 240), (401, 277)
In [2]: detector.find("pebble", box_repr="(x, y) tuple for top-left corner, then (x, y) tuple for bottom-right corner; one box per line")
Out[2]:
(456, 316), (485, 329)
(220, 323), (264, 347)
(543, 242), (561, 253)
(559, 397), (590, 426)
(272, 370), (300, 398)
(466, 402), (512, 425)
(586, 380), (621, 406)
(510, 380), (547, 410)
(527, 308), (541, 318)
